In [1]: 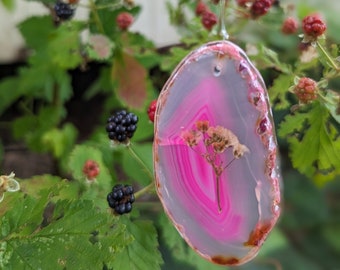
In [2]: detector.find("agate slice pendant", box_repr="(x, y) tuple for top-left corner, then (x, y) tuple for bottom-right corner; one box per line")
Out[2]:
(153, 41), (281, 265)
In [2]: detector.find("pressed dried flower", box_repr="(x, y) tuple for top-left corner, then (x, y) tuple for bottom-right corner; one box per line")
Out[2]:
(181, 130), (203, 147)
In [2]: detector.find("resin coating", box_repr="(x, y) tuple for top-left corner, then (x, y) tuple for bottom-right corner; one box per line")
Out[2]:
(153, 41), (281, 265)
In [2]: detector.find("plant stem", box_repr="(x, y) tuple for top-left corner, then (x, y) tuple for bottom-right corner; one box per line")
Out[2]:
(316, 41), (340, 71)
(79, 3), (122, 10)
(126, 144), (154, 182)
(89, 0), (105, 34)
(134, 182), (155, 200)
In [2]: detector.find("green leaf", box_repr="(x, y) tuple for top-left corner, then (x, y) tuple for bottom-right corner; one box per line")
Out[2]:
(57, 68), (74, 102)
(323, 90), (340, 124)
(249, 44), (291, 73)
(0, 77), (21, 115)
(12, 106), (65, 152)
(109, 217), (163, 270)
(48, 23), (83, 69)
(160, 46), (190, 72)
(323, 224), (340, 253)
(18, 175), (80, 202)
(15, 65), (53, 100)
(69, 144), (112, 181)
(1, 196), (127, 269)
(279, 102), (340, 177)
(18, 16), (54, 50)
(269, 74), (294, 110)
(1, 0), (15, 11)
(42, 123), (78, 158)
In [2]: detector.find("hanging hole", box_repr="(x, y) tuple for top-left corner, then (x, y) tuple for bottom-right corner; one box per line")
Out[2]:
(213, 65), (222, 77)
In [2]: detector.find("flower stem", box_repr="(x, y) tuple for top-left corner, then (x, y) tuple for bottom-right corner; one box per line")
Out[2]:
(126, 144), (154, 182)
(316, 41), (340, 71)
(216, 176), (222, 212)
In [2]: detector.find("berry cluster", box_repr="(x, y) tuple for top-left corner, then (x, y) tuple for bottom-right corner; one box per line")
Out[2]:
(195, 1), (217, 31)
(147, 99), (157, 123)
(250, 0), (272, 18)
(302, 14), (327, 39)
(236, 0), (273, 19)
(106, 110), (138, 143)
(293, 77), (318, 104)
(107, 184), (135, 215)
(54, 1), (75, 20)
(116, 12), (134, 31)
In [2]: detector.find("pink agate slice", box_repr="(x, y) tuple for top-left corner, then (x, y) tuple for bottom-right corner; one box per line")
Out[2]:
(153, 41), (281, 265)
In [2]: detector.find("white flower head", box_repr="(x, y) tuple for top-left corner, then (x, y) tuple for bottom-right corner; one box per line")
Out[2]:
(0, 172), (20, 203)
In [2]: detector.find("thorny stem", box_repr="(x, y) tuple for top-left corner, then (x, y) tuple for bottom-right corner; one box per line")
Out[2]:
(316, 41), (340, 71)
(126, 144), (154, 182)
(126, 143), (155, 199)
(134, 182), (155, 200)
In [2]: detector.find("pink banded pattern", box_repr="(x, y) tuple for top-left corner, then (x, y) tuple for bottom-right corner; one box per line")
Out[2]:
(153, 41), (281, 265)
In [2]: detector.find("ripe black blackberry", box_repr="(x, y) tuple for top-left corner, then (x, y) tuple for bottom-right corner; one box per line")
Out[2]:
(107, 184), (135, 215)
(54, 1), (75, 20)
(106, 110), (138, 143)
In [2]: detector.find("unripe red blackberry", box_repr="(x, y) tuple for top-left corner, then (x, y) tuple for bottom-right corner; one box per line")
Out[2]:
(250, 0), (272, 18)
(302, 14), (326, 38)
(116, 12), (134, 31)
(147, 99), (157, 123)
(281, 17), (299, 35)
(201, 10), (217, 31)
(293, 77), (318, 104)
(82, 160), (100, 181)
(196, 1), (208, 16)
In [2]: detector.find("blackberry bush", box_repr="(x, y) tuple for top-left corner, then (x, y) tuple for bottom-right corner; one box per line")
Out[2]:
(106, 110), (138, 143)
(107, 184), (135, 215)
